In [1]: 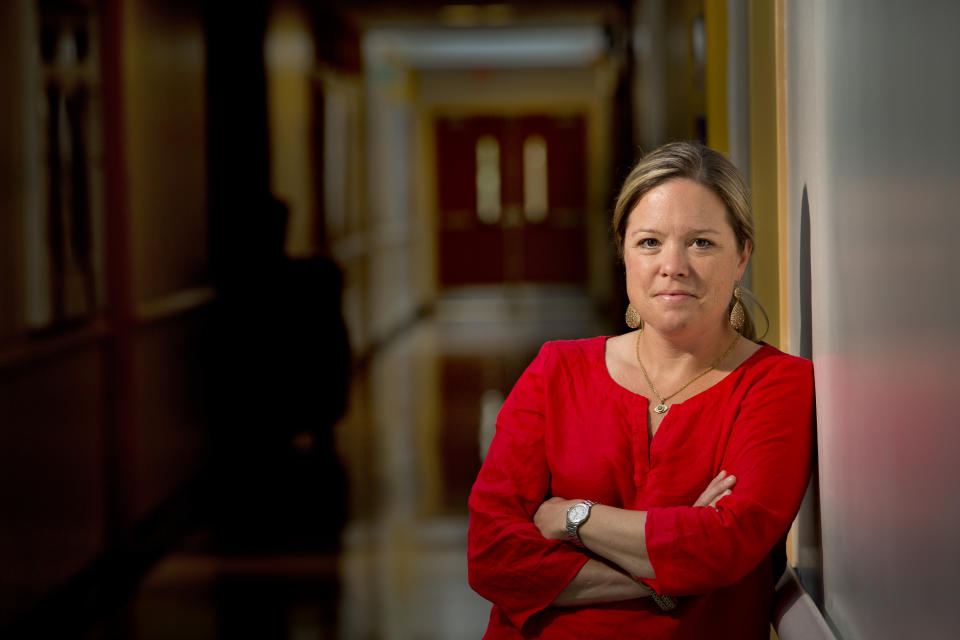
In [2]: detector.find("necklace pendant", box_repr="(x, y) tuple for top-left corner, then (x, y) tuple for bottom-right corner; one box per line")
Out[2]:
(654, 403), (668, 414)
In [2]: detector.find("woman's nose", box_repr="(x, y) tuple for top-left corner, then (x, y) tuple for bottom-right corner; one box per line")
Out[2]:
(659, 242), (690, 277)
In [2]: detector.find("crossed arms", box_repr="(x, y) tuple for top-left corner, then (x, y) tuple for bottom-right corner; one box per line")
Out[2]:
(534, 470), (737, 607)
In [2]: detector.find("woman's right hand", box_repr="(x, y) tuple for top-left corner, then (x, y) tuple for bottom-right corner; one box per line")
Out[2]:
(692, 470), (736, 509)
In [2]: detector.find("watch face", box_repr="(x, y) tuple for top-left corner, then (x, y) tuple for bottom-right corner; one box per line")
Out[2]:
(569, 503), (589, 523)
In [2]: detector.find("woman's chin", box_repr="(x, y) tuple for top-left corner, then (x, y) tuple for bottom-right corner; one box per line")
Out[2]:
(646, 316), (723, 338)
(643, 320), (691, 336)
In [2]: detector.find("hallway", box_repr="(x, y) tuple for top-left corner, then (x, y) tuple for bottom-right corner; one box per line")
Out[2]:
(89, 286), (612, 639)
(6, 1), (959, 638)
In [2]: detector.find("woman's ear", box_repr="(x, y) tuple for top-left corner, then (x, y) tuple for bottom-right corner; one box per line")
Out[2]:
(737, 239), (753, 278)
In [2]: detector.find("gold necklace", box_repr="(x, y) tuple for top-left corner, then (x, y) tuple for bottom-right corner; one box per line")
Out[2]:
(635, 330), (740, 415)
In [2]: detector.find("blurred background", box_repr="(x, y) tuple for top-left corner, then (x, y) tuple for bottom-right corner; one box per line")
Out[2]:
(1, 0), (958, 638)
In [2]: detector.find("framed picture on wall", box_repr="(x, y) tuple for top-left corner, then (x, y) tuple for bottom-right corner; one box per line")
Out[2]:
(25, 2), (105, 331)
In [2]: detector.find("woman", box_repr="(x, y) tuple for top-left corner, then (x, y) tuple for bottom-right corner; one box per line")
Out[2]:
(467, 141), (814, 639)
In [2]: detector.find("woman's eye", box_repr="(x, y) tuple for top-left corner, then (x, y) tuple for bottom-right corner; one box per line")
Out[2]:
(692, 238), (713, 249)
(638, 238), (660, 248)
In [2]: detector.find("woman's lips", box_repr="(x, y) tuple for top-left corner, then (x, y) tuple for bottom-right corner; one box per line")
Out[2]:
(656, 292), (696, 301)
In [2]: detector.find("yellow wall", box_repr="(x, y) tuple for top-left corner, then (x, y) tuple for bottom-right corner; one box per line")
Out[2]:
(747, 0), (783, 347)
(704, 0), (729, 153)
(121, 0), (211, 519)
(123, 0), (208, 302)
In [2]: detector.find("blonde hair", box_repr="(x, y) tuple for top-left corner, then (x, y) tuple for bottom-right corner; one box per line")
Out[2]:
(612, 141), (765, 340)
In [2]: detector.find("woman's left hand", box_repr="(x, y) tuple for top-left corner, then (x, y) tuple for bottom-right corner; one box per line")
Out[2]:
(534, 496), (580, 540)
(535, 469), (737, 542)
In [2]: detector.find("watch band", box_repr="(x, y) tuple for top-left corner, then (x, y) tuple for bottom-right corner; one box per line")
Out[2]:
(633, 576), (678, 611)
(650, 592), (678, 611)
(565, 500), (597, 547)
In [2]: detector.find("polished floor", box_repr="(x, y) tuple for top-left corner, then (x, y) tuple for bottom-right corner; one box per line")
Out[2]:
(89, 286), (612, 639)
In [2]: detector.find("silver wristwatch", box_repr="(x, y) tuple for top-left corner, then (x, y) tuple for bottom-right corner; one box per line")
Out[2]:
(565, 500), (597, 547)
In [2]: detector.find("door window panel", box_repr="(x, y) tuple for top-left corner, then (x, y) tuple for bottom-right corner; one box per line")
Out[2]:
(475, 135), (501, 224)
(522, 135), (548, 223)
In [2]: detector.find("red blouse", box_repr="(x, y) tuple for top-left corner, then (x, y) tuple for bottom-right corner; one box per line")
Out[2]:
(468, 337), (815, 639)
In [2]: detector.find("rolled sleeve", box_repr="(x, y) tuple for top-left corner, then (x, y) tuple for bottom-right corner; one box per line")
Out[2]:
(644, 357), (815, 595)
(467, 344), (589, 629)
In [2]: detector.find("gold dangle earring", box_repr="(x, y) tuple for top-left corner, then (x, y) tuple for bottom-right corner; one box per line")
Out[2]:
(729, 284), (745, 331)
(625, 304), (642, 329)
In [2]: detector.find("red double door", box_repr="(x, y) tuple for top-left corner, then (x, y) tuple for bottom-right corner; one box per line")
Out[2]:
(436, 114), (588, 287)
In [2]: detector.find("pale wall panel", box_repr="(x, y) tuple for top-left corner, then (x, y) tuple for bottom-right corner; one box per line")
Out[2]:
(786, 1), (960, 637)
(367, 236), (418, 345)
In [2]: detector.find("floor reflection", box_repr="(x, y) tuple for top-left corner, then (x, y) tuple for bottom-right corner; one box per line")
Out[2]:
(92, 285), (611, 639)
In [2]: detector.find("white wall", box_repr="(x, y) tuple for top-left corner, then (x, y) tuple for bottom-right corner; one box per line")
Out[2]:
(785, 1), (960, 637)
